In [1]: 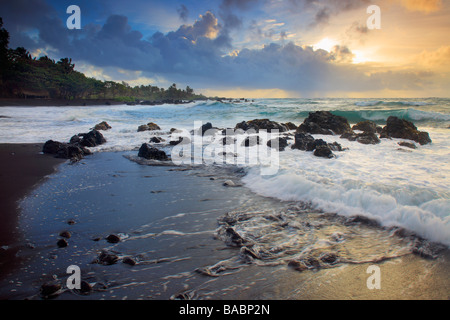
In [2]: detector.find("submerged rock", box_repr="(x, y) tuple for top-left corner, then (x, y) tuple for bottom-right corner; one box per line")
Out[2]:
(95, 250), (119, 265)
(398, 141), (417, 149)
(40, 281), (62, 298)
(297, 111), (352, 135)
(138, 143), (169, 160)
(380, 116), (431, 145)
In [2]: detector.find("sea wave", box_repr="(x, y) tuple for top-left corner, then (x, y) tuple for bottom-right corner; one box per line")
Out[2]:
(294, 108), (450, 124)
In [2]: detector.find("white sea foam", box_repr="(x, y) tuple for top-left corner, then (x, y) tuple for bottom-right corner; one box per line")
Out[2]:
(1, 99), (449, 245)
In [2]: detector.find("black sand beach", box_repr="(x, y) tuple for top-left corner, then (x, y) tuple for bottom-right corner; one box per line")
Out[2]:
(0, 144), (65, 280)
(0, 149), (448, 300)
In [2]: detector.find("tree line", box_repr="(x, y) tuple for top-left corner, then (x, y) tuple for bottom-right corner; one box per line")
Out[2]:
(0, 18), (206, 102)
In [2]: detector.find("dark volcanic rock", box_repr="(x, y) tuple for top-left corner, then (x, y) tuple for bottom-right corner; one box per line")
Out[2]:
(43, 139), (93, 160)
(235, 119), (288, 133)
(267, 137), (289, 151)
(292, 133), (316, 151)
(242, 136), (262, 147)
(149, 136), (164, 143)
(297, 111), (352, 135)
(380, 116), (431, 145)
(138, 143), (168, 160)
(138, 122), (161, 132)
(356, 132), (380, 145)
(313, 145), (334, 158)
(59, 231), (71, 239)
(96, 250), (119, 265)
(106, 234), (121, 243)
(40, 281), (62, 298)
(78, 130), (107, 147)
(352, 120), (378, 134)
(57, 238), (68, 248)
(283, 122), (298, 130)
(93, 121), (111, 131)
(398, 141), (417, 149)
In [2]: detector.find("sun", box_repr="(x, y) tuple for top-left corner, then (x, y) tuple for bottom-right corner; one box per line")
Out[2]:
(313, 37), (338, 52)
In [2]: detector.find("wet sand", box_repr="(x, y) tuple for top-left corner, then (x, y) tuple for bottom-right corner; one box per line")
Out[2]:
(0, 151), (448, 300)
(0, 144), (65, 279)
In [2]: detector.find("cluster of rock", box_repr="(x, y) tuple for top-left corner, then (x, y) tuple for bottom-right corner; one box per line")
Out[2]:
(137, 122), (161, 132)
(43, 122), (109, 161)
(135, 112), (432, 161)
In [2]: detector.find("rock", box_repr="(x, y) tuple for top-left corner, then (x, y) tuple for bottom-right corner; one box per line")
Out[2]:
(138, 143), (169, 160)
(398, 141), (417, 149)
(199, 122), (213, 135)
(341, 131), (380, 145)
(328, 141), (345, 151)
(352, 120), (378, 134)
(241, 136), (261, 147)
(96, 250), (119, 265)
(235, 119), (288, 133)
(287, 260), (307, 272)
(297, 111), (352, 135)
(93, 121), (111, 131)
(292, 133), (316, 151)
(223, 180), (235, 187)
(122, 257), (137, 266)
(78, 281), (92, 295)
(57, 239), (68, 248)
(267, 137), (289, 151)
(319, 252), (339, 264)
(67, 219), (76, 225)
(43, 140), (91, 161)
(222, 136), (236, 145)
(78, 130), (107, 147)
(106, 234), (121, 243)
(283, 122), (298, 130)
(59, 231), (71, 239)
(380, 116), (431, 145)
(149, 136), (165, 143)
(355, 132), (380, 145)
(313, 145), (334, 158)
(138, 122), (161, 132)
(40, 281), (62, 298)
(225, 227), (246, 246)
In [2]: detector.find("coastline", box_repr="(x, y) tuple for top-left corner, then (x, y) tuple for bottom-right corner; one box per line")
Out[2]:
(0, 98), (128, 107)
(0, 143), (65, 279)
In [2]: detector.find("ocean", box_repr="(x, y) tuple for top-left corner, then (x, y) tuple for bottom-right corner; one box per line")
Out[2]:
(1, 98), (448, 245)
(0, 98), (449, 300)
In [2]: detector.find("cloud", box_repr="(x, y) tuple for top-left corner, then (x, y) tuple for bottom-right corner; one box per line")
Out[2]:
(399, 0), (443, 12)
(177, 4), (189, 22)
(0, 1), (446, 96)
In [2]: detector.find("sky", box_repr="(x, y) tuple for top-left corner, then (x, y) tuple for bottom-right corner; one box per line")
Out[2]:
(1, 0), (449, 98)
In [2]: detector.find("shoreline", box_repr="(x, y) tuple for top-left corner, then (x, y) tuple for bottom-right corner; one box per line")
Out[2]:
(0, 143), (65, 279)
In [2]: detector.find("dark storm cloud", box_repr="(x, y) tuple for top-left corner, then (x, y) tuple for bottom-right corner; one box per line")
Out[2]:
(0, 1), (434, 95)
(177, 4), (189, 22)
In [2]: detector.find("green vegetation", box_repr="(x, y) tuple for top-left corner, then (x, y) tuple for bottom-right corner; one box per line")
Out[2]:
(0, 18), (206, 102)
